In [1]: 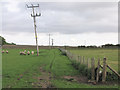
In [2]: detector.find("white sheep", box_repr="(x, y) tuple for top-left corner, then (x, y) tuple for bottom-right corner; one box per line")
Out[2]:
(27, 51), (30, 55)
(20, 51), (22, 55)
(23, 52), (26, 55)
(6, 50), (8, 54)
(31, 51), (34, 55)
(2, 50), (4, 53)
(20, 51), (26, 55)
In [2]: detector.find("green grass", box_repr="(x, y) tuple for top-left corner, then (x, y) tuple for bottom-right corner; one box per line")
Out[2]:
(2, 48), (119, 88)
(51, 79), (118, 88)
(2, 49), (52, 88)
(68, 48), (118, 72)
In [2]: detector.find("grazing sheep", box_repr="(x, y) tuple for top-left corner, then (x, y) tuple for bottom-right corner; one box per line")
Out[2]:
(23, 52), (26, 55)
(27, 51), (30, 55)
(31, 51), (34, 55)
(20, 51), (26, 55)
(2, 50), (4, 53)
(20, 51), (22, 55)
(6, 50), (8, 54)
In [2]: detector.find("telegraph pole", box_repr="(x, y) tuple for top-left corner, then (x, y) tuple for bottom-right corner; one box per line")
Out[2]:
(52, 39), (53, 48)
(49, 34), (51, 49)
(26, 4), (41, 56)
(52, 39), (53, 46)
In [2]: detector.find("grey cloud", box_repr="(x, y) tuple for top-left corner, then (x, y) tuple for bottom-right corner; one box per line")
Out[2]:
(2, 2), (118, 34)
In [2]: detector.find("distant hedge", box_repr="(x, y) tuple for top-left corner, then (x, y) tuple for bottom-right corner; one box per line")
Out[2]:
(77, 44), (120, 48)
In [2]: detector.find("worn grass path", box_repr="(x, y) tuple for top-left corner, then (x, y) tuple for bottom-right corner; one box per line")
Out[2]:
(2, 48), (119, 88)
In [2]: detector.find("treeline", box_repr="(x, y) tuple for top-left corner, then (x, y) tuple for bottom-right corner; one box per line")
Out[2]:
(0, 36), (16, 46)
(78, 44), (120, 48)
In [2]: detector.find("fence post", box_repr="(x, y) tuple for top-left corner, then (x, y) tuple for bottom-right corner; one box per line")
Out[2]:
(83, 56), (85, 64)
(96, 58), (100, 82)
(78, 56), (80, 62)
(70, 53), (71, 59)
(102, 57), (107, 82)
(87, 58), (89, 68)
(91, 58), (95, 81)
(79, 56), (81, 64)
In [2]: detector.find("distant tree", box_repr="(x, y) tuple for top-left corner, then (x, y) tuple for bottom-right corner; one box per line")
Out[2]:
(78, 44), (119, 49)
(0, 36), (16, 45)
(0, 36), (7, 45)
(102, 44), (119, 48)
(104, 44), (114, 46)
(8, 42), (16, 45)
(86, 45), (97, 48)
(78, 45), (86, 48)
(78, 45), (98, 48)
(115, 44), (120, 46)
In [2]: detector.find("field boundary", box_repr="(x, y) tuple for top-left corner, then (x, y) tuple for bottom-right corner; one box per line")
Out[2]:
(59, 48), (120, 83)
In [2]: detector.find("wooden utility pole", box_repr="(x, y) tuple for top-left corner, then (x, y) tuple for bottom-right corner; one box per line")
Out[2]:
(49, 34), (51, 49)
(52, 39), (53, 47)
(26, 4), (41, 56)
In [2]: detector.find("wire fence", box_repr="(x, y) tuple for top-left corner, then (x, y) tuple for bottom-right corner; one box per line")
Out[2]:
(59, 48), (120, 83)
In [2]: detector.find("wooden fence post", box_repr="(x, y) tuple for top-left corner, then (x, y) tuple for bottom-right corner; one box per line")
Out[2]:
(69, 53), (71, 59)
(78, 56), (80, 62)
(81, 56), (82, 64)
(96, 58), (100, 82)
(83, 56), (85, 64)
(71, 53), (73, 59)
(87, 58), (89, 68)
(102, 57), (107, 82)
(71, 53), (72, 59)
(79, 56), (81, 64)
(91, 58), (95, 81)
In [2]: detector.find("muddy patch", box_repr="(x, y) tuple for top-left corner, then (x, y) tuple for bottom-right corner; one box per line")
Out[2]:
(63, 75), (88, 83)
(32, 66), (55, 88)
(63, 75), (118, 86)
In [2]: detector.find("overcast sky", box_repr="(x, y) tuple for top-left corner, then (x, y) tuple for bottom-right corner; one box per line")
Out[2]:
(0, 1), (118, 46)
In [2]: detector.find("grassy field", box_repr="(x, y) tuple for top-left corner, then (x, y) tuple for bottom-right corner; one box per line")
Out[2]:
(2, 48), (119, 88)
(68, 48), (118, 72)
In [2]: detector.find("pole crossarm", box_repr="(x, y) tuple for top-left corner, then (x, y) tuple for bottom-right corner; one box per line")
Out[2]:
(26, 4), (39, 8)
(31, 13), (41, 17)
